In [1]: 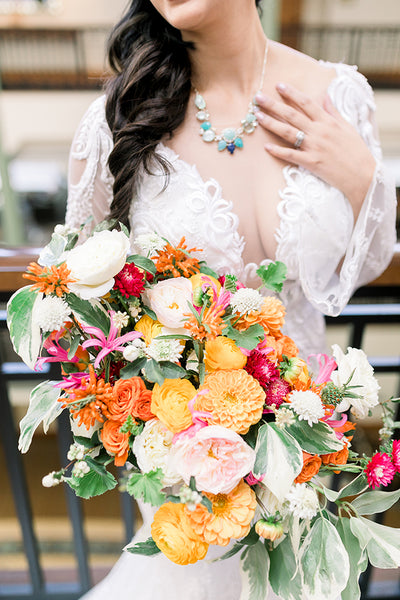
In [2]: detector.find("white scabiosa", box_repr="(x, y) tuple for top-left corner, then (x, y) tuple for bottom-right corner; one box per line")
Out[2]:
(146, 338), (183, 363)
(289, 390), (325, 426)
(33, 296), (70, 331)
(134, 232), (166, 255)
(230, 287), (264, 315)
(285, 483), (319, 520)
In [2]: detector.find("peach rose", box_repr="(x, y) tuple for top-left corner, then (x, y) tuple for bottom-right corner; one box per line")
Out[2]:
(151, 378), (196, 433)
(147, 277), (193, 329)
(321, 442), (349, 467)
(294, 452), (322, 484)
(134, 314), (163, 345)
(204, 336), (247, 372)
(170, 425), (255, 494)
(101, 419), (129, 466)
(108, 377), (154, 422)
(151, 502), (209, 565)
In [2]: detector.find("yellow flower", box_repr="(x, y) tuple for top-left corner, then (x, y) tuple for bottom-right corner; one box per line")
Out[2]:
(151, 378), (196, 433)
(255, 519), (284, 542)
(151, 502), (209, 565)
(134, 314), (163, 345)
(186, 480), (256, 546)
(204, 336), (247, 372)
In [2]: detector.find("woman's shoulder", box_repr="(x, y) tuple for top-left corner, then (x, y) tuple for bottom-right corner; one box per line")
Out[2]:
(71, 94), (112, 160)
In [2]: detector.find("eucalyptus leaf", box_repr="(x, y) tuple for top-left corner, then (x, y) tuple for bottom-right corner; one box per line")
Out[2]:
(285, 419), (343, 454)
(7, 286), (42, 370)
(19, 381), (63, 453)
(144, 359), (165, 386)
(120, 357), (147, 379)
(239, 541), (270, 600)
(351, 488), (400, 515)
(159, 361), (187, 379)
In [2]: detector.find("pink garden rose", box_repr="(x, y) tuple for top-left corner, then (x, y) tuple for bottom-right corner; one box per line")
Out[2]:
(170, 425), (255, 495)
(147, 277), (193, 329)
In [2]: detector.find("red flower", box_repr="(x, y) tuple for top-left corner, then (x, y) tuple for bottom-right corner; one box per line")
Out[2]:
(392, 440), (400, 472)
(364, 452), (396, 489)
(113, 263), (145, 298)
(245, 350), (279, 389)
(264, 378), (291, 408)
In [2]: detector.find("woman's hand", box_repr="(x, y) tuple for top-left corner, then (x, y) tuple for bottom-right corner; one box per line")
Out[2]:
(255, 83), (377, 220)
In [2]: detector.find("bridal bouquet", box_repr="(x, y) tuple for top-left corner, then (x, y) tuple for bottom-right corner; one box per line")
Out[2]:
(7, 222), (400, 600)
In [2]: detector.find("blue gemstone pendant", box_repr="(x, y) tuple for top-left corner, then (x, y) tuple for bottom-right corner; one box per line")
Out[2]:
(227, 143), (236, 155)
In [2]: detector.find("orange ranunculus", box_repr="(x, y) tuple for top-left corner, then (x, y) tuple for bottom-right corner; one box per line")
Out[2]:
(234, 296), (285, 337)
(134, 314), (163, 345)
(186, 480), (256, 546)
(321, 442), (349, 467)
(151, 378), (196, 433)
(100, 419), (130, 466)
(294, 452), (322, 484)
(197, 369), (265, 434)
(275, 336), (298, 361)
(107, 377), (154, 422)
(204, 336), (247, 372)
(151, 502), (209, 565)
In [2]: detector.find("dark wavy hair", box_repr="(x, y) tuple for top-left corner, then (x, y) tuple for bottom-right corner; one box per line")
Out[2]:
(106, 0), (262, 225)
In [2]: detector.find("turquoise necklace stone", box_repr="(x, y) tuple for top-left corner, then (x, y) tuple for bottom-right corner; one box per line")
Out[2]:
(194, 39), (269, 155)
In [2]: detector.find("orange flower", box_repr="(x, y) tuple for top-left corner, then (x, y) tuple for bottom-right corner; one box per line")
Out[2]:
(151, 378), (196, 433)
(153, 237), (201, 278)
(186, 480), (256, 546)
(23, 261), (75, 297)
(197, 369), (265, 434)
(321, 442), (349, 468)
(294, 452), (322, 484)
(204, 336), (247, 372)
(151, 502), (209, 565)
(234, 296), (285, 337)
(184, 302), (225, 342)
(107, 377), (154, 422)
(101, 419), (130, 466)
(63, 365), (113, 429)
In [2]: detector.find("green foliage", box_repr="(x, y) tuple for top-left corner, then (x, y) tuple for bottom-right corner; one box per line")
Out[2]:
(120, 357), (147, 379)
(66, 293), (110, 333)
(66, 457), (117, 499)
(126, 254), (156, 276)
(19, 381), (63, 453)
(7, 286), (42, 370)
(256, 261), (287, 293)
(224, 323), (265, 351)
(126, 469), (166, 506)
(126, 537), (161, 556)
(240, 541), (270, 600)
(120, 415), (144, 436)
(337, 517), (368, 600)
(351, 488), (400, 515)
(285, 419), (343, 454)
(269, 536), (302, 600)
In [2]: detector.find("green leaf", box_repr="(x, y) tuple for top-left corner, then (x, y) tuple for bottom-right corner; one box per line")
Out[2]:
(350, 516), (400, 569)
(337, 517), (368, 600)
(142, 305), (158, 321)
(126, 537), (161, 556)
(240, 541), (270, 600)
(285, 419), (343, 454)
(225, 323), (265, 351)
(156, 334), (192, 341)
(39, 232), (68, 266)
(73, 432), (100, 449)
(66, 457), (117, 499)
(66, 293), (110, 333)
(126, 469), (166, 506)
(201, 495), (213, 513)
(199, 264), (219, 279)
(93, 218), (118, 232)
(256, 261), (287, 293)
(254, 423), (303, 503)
(19, 381), (63, 453)
(144, 359), (165, 386)
(7, 286), (42, 370)
(159, 361), (187, 380)
(212, 542), (244, 562)
(351, 488), (400, 515)
(119, 222), (130, 238)
(336, 473), (368, 500)
(120, 415), (144, 436)
(67, 334), (81, 360)
(299, 517), (350, 600)
(269, 536), (303, 600)
(126, 254), (156, 275)
(120, 357), (147, 378)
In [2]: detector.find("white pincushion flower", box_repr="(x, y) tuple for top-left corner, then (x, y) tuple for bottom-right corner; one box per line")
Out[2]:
(123, 339), (146, 362)
(111, 311), (130, 330)
(34, 296), (70, 331)
(331, 344), (380, 419)
(132, 418), (182, 486)
(285, 483), (319, 520)
(230, 287), (264, 315)
(289, 390), (324, 426)
(135, 232), (166, 255)
(146, 338), (183, 363)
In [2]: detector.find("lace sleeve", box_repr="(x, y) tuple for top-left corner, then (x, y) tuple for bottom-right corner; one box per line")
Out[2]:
(65, 95), (114, 238)
(277, 63), (397, 317)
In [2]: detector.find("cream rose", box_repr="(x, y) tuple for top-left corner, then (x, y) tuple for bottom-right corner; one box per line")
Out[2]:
(66, 230), (130, 299)
(170, 425), (256, 494)
(147, 277), (193, 329)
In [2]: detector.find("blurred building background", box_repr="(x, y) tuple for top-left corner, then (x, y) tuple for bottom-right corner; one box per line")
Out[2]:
(0, 1), (399, 599)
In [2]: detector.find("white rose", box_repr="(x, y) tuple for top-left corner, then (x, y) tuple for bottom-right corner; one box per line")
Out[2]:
(66, 230), (130, 299)
(132, 419), (182, 486)
(147, 277), (193, 329)
(331, 344), (380, 419)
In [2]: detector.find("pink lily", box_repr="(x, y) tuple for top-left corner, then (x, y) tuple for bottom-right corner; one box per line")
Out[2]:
(172, 389), (212, 443)
(54, 372), (88, 390)
(35, 338), (79, 372)
(322, 411), (349, 440)
(81, 311), (142, 369)
(309, 353), (337, 385)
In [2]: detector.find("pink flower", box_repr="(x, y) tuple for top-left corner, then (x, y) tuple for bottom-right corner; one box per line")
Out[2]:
(170, 425), (255, 495)
(245, 350), (279, 389)
(147, 277), (193, 329)
(310, 353), (337, 385)
(264, 378), (291, 408)
(364, 452), (396, 489)
(392, 440), (400, 472)
(113, 263), (145, 298)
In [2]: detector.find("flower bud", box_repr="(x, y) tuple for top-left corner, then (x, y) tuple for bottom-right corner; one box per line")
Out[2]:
(255, 519), (284, 541)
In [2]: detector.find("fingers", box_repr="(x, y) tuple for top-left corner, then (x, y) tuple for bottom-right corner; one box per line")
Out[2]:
(255, 92), (306, 132)
(255, 110), (306, 149)
(275, 82), (326, 121)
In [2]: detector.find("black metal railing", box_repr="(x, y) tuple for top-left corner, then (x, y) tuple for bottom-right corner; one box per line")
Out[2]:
(282, 25), (400, 88)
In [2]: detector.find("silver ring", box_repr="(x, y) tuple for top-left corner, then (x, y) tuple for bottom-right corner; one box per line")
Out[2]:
(294, 130), (305, 149)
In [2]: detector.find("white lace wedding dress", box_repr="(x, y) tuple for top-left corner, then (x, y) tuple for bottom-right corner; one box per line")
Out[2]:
(65, 62), (396, 600)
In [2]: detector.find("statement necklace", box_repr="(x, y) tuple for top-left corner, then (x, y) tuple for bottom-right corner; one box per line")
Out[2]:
(194, 39), (269, 154)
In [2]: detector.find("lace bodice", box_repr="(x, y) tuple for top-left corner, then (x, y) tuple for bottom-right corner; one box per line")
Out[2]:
(66, 62), (396, 358)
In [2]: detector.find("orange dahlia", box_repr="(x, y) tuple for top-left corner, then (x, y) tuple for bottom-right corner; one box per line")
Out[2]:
(151, 502), (209, 565)
(23, 261), (75, 297)
(234, 296), (285, 337)
(153, 237), (201, 278)
(196, 369), (265, 434)
(186, 480), (256, 546)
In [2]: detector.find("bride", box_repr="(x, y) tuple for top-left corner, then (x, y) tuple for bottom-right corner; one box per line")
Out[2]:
(65, 1), (396, 598)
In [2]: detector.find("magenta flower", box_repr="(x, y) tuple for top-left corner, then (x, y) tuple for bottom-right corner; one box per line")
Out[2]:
(81, 311), (142, 368)
(364, 452), (396, 489)
(54, 372), (88, 390)
(392, 440), (400, 472)
(310, 353), (338, 385)
(35, 338), (79, 372)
